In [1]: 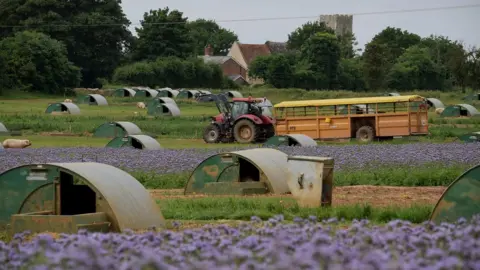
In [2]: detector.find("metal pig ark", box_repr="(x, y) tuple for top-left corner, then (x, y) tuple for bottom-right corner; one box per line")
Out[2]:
(0, 162), (165, 235)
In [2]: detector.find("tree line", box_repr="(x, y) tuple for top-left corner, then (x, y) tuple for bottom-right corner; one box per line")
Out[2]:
(0, 2), (238, 95)
(250, 21), (480, 91)
(0, 1), (477, 95)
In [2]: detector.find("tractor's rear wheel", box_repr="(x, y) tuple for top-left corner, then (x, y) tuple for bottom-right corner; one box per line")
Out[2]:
(203, 124), (222, 143)
(355, 125), (375, 143)
(233, 119), (259, 143)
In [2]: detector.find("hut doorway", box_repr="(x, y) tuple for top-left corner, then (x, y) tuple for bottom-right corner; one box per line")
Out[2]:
(59, 171), (96, 215)
(238, 158), (259, 182)
(130, 138), (144, 149)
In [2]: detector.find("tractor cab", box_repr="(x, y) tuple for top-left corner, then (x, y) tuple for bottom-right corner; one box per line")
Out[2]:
(229, 97), (270, 119)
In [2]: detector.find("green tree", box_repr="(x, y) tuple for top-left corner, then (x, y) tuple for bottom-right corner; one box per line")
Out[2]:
(466, 47), (480, 89)
(0, 31), (81, 94)
(362, 41), (389, 90)
(419, 35), (469, 89)
(0, 0), (132, 87)
(362, 27), (421, 89)
(112, 56), (225, 89)
(338, 57), (366, 90)
(300, 32), (341, 89)
(134, 8), (194, 61)
(338, 32), (361, 59)
(386, 45), (444, 90)
(187, 19), (238, 56)
(287, 21), (334, 50)
(248, 55), (272, 80)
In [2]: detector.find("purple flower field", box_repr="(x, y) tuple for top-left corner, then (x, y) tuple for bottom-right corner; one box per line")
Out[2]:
(0, 142), (478, 174)
(4, 215), (480, 269)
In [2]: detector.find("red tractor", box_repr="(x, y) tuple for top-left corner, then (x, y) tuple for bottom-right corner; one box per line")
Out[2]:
(203, 94), (276, 144)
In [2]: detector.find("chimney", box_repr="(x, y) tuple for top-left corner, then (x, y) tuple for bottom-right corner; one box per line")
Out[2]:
(204, 44), (213, 56)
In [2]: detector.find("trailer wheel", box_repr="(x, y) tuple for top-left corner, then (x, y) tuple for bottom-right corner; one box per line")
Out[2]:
(356, 126), (375, 143)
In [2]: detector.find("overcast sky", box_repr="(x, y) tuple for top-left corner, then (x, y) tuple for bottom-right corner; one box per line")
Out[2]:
(121, 0), (479, 51)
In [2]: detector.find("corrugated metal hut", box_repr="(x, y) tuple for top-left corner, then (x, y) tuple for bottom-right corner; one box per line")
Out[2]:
(147, 98), (178, 116)
(430, 164), (480, 224)
(135, 89), (158, 98)
(93, 121), (142, 138)
(184, 148), (290, 195)
(148, 103), (181, 117)
(426, 98), (445, 109)
(0, 162), (165, 234)
(81, 94), (108, 106)
(440, 104), (480, 118)
(106, 135), (162, 150)
(157, 89), (179, 98)
(177, 90), (200, 99)
(224, 91), (243, 98)
(264, 134), (317, 147)
(0, 122), (8, 134)
(45, 103), (81, 115)
(114, 88), (136, 97)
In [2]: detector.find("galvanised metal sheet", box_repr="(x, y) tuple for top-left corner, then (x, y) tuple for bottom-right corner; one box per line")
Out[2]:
(116, 121), (142, 135)
(286, 134), (317, 146)
(129, 135), (162, 150)
(49, 162), (166, 230)
(60, 102), (81, 114)
(88, 94), (108, 106)
(232, 148), (290, 194)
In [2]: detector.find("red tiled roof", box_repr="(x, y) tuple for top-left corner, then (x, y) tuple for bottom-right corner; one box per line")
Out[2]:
(238, 43), (271, 66)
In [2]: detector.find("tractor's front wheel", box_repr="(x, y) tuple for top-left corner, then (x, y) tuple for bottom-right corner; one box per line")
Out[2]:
(233, 119), (259, 143)
(203, 124), (222, 143)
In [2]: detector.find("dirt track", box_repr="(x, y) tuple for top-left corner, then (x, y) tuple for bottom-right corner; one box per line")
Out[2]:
(149, 186), (446, 207)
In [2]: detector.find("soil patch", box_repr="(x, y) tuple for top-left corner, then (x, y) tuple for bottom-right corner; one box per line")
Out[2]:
(149, 186), (446, 207)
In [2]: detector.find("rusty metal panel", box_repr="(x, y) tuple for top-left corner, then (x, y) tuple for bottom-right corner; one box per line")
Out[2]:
(48, 162), (166, 231)
(286, 156), (334, 207)
(430, 164), (480, 224)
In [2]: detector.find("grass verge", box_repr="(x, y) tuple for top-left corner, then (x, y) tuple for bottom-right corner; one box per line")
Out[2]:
(158, 197), (432, 223)
(132, 163), (467, 189)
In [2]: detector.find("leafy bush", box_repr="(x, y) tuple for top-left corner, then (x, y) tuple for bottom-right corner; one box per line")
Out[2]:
(113, 56), (234, 89)
(0, 31), (81, 95)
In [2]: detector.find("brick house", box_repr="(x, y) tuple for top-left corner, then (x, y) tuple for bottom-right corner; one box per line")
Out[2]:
(227, 41), (288, 84)
(200, 45), (248, 84)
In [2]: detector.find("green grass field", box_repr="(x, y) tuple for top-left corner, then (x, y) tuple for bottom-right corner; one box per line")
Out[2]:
(0, 88), (478, 234)
(0, 89), (479, 142)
